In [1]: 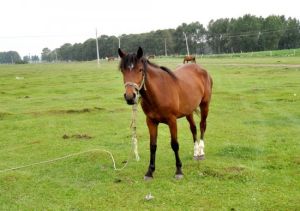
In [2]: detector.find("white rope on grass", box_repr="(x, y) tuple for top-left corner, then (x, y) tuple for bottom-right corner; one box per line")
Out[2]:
(0, 149), (128, 174)
(0, 93), (142, 174)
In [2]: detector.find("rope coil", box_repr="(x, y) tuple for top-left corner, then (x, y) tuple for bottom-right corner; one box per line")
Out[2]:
(1, 79), (143, 173)
(0, 103), (142, 173)
(0, 149), (128, 173)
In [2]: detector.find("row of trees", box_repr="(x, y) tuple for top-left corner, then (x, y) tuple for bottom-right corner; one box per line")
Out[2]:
(23, 55), (40, 63)
(0, 51), (21, 64)
(38, 14), (299, 62)
(207, 15), (300, 53)
(41, 22), (207, 62)
(2, 15), (299, 63)
(0, 51), (40, 64)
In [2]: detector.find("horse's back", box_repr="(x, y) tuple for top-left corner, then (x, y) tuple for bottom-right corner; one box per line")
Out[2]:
(175, 64), (211, 89)
(174, 64), (212, 114)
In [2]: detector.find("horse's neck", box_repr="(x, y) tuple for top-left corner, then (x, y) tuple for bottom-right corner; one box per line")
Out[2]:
(140, 65), (173, 106)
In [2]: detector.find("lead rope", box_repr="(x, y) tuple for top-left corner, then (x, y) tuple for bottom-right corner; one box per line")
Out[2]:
(0, 102), (144, 173)
(0, 104), (141, 173)
(0, 149), (128, 173)
(127, 73), (146, 161)
(0, 79), (146, 173)
(131, 94), (140, 161)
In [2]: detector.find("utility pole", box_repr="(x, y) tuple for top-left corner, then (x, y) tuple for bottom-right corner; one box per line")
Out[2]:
(95, 28), (100, 65)
(164, 38), (167, 56)
(117, 36), (121, 59)
(218, 34), (222, 54)
(183, 32), (190, 56)
(117, 36), (121, 49)
(55, 50), (58, 62)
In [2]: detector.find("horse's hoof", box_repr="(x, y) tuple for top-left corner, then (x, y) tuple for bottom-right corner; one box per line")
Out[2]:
(175, 174), (184, 180)
(144, 176), (153, 181)
(194, 155), (205, 160)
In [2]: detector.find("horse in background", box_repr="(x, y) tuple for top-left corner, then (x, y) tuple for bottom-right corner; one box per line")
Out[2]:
(118, 47), (213, 179)
(107, 57), (115, 62)
(183, 55), (196, 64)
(147, 55), (155, 59)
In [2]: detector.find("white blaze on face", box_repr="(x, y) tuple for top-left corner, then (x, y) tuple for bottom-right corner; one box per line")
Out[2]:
(128, 63), (134, 71)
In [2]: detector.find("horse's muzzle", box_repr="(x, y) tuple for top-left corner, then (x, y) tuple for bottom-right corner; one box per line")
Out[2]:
(124, 93), (136, 105)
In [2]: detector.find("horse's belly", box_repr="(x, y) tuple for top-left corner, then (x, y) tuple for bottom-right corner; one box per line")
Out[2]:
(178, 88), (203, 113)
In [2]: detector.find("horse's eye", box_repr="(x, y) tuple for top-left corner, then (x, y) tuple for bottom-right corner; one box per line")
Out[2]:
(139, 69), (143, 72)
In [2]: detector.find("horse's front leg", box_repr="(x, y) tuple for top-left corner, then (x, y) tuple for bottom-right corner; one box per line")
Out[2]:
(168, 118), (183, 179)
(144, 117), (158, 180)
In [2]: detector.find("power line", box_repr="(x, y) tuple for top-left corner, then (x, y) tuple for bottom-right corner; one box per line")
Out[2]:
(208, 26), (300, 39)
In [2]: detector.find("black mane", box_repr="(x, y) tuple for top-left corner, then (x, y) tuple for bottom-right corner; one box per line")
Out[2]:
(119, 54), (176, 80)
(146, 60), (177, 79)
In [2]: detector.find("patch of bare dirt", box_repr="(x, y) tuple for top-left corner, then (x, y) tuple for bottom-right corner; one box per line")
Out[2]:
(62, 133), (92, 140)
(223, 166), (245, 173)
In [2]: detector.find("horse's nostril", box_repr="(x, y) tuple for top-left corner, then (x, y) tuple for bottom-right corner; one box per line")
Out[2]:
(124, 93), (136, 105)
(124, 93), (136, 100)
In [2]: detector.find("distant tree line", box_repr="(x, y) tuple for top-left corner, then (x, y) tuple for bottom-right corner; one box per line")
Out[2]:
(23, 55), (40, 63)
(2, 14), (299, 64)
(0, 51), (21, 64)
(207, 15), (300, 53)
(0, 51), (40, 64)
(39, 14), (300, 61)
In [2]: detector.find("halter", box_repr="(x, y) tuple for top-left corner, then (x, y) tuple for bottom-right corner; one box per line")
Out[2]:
(124, 72), (147, 93)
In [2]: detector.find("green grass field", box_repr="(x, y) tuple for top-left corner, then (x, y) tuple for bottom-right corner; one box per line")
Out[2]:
(0, 57), (299, 210)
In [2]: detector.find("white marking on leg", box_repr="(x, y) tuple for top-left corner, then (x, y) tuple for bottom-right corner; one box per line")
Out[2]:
(199, 139), (205, 156)
(194, 141), (200, 157)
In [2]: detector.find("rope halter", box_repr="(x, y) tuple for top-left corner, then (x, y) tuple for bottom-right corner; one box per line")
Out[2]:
(124, 72), (146, 103)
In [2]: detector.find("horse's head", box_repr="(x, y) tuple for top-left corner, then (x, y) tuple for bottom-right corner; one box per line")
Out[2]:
(118, 47), (146, 105)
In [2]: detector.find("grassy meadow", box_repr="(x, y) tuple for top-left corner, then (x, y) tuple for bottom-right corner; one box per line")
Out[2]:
(0, 56), (299, 210)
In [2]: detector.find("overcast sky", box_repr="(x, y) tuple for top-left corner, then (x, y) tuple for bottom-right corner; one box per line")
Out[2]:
(0, 0), (299, 57)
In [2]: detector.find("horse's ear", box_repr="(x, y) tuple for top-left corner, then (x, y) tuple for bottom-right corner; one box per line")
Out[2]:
(137, 46), (143, 59)
(118, 48), (126, 58)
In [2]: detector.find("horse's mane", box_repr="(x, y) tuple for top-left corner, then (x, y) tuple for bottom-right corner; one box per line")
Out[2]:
(146, 60), (177, 79)
(119, 53), (176, 80)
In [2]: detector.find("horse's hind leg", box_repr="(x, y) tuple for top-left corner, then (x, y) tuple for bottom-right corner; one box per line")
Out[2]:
(198, 101), (210, 160)
(186, 114), (199, 160)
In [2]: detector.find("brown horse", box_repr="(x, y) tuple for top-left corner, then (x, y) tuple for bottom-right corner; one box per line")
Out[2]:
(147, 55), (155, 59)
(118, 47), (212, 179)
(183, 55), (196, 64)
(107, 57), (115, 62)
